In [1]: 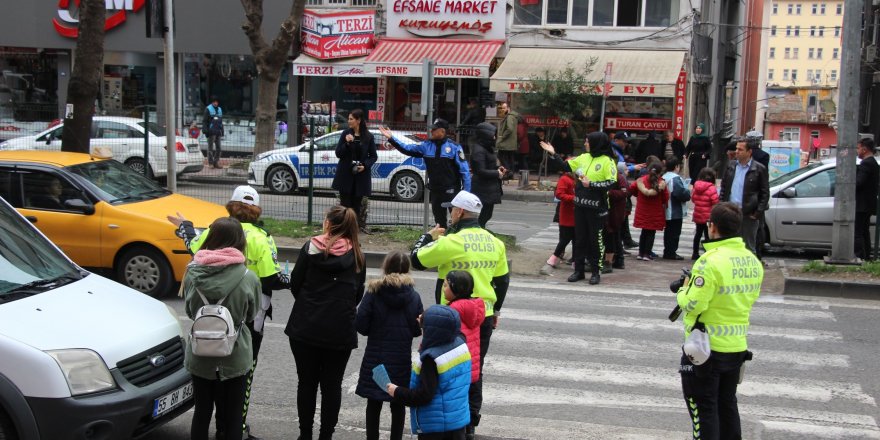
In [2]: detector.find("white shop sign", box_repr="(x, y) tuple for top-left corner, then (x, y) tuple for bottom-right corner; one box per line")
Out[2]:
(386, 0), (506, 39)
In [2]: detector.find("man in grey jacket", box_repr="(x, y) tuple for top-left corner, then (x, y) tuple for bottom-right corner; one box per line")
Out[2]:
(720, 137), (770, 256)
(496, 102), (518, 174)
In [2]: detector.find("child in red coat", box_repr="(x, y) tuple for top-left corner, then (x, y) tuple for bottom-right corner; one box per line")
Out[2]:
(444, 270), (485, 436)
(542, 168), (576, 275)
(690, 167), (720, 260)
(630, 162), (669, 261)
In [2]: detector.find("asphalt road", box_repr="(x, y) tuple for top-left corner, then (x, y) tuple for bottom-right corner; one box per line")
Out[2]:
(145, 269), (880, 440)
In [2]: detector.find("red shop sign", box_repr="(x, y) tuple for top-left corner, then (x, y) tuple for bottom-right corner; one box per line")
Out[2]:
(673, 68), (687, 139)
(301, 10), (375, 60)
(604, 117), (672, 131)
(53, 0), (145, 38)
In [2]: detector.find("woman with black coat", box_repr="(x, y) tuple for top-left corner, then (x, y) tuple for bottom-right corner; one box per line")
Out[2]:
(469, 122), (505, 227)
(685, 123), (712, 179)
(286, 206), (366, 440)
(332, 109), (378, 230)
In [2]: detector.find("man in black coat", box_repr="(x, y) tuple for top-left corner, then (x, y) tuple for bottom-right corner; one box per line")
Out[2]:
(469, 122), (505, 227)
(856, 138), (880, 260)
(661, 130), (686, 162)
(720, 137), (770, 255)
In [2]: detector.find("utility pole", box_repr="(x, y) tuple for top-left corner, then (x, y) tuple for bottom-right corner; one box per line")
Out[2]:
(827, 0), (864, 264)
(163, 0), (176, 192)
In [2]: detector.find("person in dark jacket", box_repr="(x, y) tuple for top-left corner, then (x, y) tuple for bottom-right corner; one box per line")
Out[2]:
(661, 130), (686, 162)
(469, 122), (505, 227)
(459, 97), (485, 154)
(603, 162), (629, 272)
(720, 138), (770, 256)
(685, 123), (712, 179)
(333, 109), (378, 233)
(203, 96), (224, 168)
(856, 138), (879, 260)
(636, 131), (663, 165)
(380, 120), (471, 228)
(356, 251), (424, 440)
(287, 206), (366, 440)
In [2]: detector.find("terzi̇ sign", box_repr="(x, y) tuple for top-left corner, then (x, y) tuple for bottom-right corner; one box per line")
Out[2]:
(54, 0), (145, 38)
(301, 10), (375, 60)
(387, 0), (505, 39)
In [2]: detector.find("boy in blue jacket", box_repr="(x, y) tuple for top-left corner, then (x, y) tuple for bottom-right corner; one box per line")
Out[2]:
(387, 305), (472, 439)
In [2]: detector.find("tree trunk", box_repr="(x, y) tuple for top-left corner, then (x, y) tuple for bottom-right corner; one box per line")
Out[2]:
(61, 0), (105, 153)
(240, 0), (308, 156)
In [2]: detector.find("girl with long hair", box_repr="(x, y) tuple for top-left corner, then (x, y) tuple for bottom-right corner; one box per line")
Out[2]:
(333, 109), (378, 233)
(286, 206), (365, 440)
(630, 162), (669, 261)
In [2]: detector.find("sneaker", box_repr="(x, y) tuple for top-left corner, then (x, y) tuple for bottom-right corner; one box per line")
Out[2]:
(649, 251), (659, 259)
(636, 255), (645, 261)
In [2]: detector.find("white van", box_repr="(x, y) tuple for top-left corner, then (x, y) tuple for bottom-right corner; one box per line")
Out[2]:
(0, 196), (193, 439)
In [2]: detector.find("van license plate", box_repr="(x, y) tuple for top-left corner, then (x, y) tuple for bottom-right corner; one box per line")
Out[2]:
(152, 382), (193, 418)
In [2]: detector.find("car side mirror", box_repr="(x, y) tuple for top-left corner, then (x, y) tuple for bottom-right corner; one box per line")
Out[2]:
(782, 187), (797, 198)
(46, 133), (53, 144)
(64, 198), (95, 215)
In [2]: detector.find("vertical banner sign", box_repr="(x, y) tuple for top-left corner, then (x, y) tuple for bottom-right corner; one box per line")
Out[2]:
(603, 62), (613, 97)
(674, 67), (687, 139)
(374, 77), (386, 122)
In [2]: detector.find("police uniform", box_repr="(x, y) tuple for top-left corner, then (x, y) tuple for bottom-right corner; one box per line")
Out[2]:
(410, 207), (509, 432)
(387, 131), (471, 228)
(676, 236), (762, 440)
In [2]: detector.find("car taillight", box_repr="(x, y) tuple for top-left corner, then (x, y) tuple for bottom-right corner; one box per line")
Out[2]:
(175, 141), (186, 152)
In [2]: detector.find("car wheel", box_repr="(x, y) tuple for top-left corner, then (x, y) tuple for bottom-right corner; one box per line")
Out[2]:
(0, 409), (17, 440)
(266, 165), (297, 195)
(125, 158), (154, 180)
(391, 171), (424, 202)
(116, 246), (174, 298)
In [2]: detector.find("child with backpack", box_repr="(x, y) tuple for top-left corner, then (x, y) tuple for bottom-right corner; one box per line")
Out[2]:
(443, 271), (484, 439)
(387, 305), (472, 440)
(356, 251), (424, 440)
(541, 163), (576, 275)
(690, 167), (720, 260)
(183, 217), (260, 440)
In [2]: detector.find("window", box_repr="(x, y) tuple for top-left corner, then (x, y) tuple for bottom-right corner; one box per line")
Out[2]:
(784, 47), (791, 58)
(818, 26), (824, 37)
(793, 47), (799, 59)
(547, 0), (568, 24)
(815, 69), (822, 81)
(768, 69), (775, 80)
(773, 3), (778, 14)
(808, 48), (815, 58)
(788, 4), (793, 14)
(786, 26), (792, 36)
(830, 70), (838, 81)
(783, 69), (790, 80)
(771, 25), (777, 36)
(770, 47), (776, 58)
(833, 48), (839, 59)
(812, 3), (818, 14)
(794, 26), (800, 36)
(820, 3), (826, 14)
(836, 3), (842, 14)
(514, 0), (543, 25)
(808, 94), (818, 107)
(810, 26), (816, 36)
(592, 0), (614, 25)
(834, 26), (840, 37)
(794, 168), (836, 197)
(792, 69), (799, 81)
(514, 0), (678, 27)
(817, 48), (823, 59)
(615, 0), (642, 26)
(807, 69), (814, 80)
(796, 4), (802, 14)
(782, 127), (801, 141)
(94, 121), (137, 139)
(22, 172), (84, 212)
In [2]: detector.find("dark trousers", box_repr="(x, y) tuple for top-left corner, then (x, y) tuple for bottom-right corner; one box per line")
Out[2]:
(289, 339), (353, 439)
(215, 322), (263, 436)
(340, 193), (364, 227)
(207, 135), (222, 166)
(468, 318), (494, 427)
(855, 211), (873, 260)
(680, 352), (748, 440)
(693, 223), (709, 255)
(639, 229), (657, 257)
(740, 215), (760, 256)
(621, 215), (635, 245)
(431, 190), (456, 228)
(604, 229), (621, 258)
(365, 398), (405, 440)
(553, 225), (575, 258)
(517, 153), (529, 171)
(573, 207), (606, 274)
(664, 218), (683, 258)
(416, 428), (466, 440)
(190, 374), (248, 440)
(497, 150), (517, 172)
(478, 203), (495, 228)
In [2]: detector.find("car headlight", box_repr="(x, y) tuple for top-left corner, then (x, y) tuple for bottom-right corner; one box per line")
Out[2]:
(0, 141), (9, 149)
(257, 151), (272, 160)
(46, 349), (116, 395)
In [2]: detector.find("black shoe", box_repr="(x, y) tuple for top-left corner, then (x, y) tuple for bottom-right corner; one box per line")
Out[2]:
(624, 241), (639, 249)
(567, 271), (585, 282)
(466, 424), (475, 440)
(589, 273), (601, 285)
(601, 266), (613, 274)
(612, 261), (625, 269)
(691, 253), (700, 260)
(663, 254), (684, 261)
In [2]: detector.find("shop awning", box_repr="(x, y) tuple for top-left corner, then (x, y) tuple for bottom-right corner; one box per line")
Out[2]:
(490, 48), (686, 97)
(292, 54), (367, 77)
(364, 38), (504, 78)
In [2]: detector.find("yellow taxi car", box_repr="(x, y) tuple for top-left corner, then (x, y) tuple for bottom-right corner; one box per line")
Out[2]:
(0, 150), (227, 297)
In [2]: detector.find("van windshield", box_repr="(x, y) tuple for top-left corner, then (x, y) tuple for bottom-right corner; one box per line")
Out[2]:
(0, 198), (83, 298)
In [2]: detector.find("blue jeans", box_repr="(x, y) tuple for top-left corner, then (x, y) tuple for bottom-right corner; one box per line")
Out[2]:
(680, 351), (748, 440)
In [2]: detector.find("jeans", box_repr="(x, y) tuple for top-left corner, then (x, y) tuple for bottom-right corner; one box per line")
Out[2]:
(855, 211), (873, 260)
(680, 352), (748, 440)
(664, 218), (683, 257)
(190, 374), (248, 440)
(573, 207), (606, 274)
(468, 318), (494, 427)
(207, 135), (222, 166)
(553, 225), (575, 258)
(289, 339), (353, 439)
(365, 398), (405, 440)
(693, 223), (709, 255)
(739, 215), (760, 256)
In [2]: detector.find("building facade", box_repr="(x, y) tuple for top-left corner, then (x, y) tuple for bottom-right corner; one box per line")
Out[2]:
(766, 0), (843, 88)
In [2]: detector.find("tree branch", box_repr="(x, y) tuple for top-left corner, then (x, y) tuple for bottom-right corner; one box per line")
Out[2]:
(240, 0), (269, 56)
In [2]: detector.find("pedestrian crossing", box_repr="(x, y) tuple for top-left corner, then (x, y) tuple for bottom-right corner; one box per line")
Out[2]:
(335, 270), (880, 439)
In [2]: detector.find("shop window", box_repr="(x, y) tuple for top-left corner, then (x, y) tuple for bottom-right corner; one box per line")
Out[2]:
(0, 52), (60, 124)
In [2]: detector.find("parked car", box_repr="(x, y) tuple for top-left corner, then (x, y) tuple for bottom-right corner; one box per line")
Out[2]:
(0, 151), (227, 297)
(248, 129), (428, 202)
(0, 116), (204, 179)
(0, 194), (194, 439)
(765, 157), (877, 250)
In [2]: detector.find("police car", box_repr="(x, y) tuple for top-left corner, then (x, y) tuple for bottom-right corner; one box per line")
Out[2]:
(248, 129), (427, 202)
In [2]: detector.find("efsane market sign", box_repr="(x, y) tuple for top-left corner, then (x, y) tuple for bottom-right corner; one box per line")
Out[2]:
(301, 10), (375, 60)
(387, 0), (505, 39)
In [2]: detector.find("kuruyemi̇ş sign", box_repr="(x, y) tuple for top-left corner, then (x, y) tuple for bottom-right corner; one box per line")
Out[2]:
(387, 0), (506, 39)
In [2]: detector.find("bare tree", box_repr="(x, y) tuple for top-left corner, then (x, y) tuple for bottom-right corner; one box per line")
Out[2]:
(240, 0), (307, 155)
(61, 0), (105, 153)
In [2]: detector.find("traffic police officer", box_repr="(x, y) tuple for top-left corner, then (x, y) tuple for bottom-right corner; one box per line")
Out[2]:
(676, 202), (762, 440)
(409, 190), (510, 440)
(380, 119), (471, 228)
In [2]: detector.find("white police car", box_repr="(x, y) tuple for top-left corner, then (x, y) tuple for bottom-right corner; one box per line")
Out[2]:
(248, 129), (427, 202)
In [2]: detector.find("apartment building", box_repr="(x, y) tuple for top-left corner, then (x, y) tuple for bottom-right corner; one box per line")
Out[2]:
(766, 0), (843, 88)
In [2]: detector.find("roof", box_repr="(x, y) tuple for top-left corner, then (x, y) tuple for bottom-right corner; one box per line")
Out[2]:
(0, 151), (106, 166)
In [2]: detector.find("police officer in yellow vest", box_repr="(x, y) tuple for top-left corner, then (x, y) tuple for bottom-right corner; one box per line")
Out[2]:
(676, 202), (762, 440)
(410, 190), (510, 440)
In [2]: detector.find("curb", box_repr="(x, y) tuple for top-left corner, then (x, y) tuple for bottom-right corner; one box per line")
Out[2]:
(781, 267), (879, 300)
